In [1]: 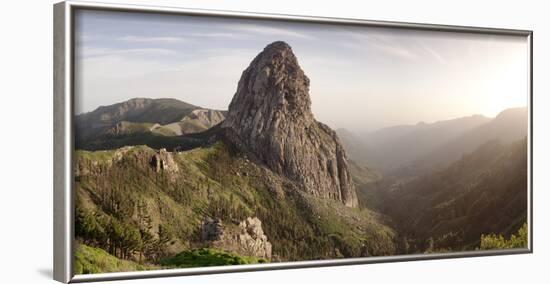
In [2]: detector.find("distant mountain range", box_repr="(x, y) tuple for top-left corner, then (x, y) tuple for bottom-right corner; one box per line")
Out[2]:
(75, 98), (226, 150)
(339, 107), (527, 177)
(409, 107), (527, 175)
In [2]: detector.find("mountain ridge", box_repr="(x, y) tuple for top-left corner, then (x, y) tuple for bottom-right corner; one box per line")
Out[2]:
(338, 113), (492, 172)
(75, 98), (226, 150)
(338, 107), (527, 177)
(405, 107), (528, 176)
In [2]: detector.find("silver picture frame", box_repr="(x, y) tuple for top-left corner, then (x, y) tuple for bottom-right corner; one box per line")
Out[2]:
(53, 1), (533, 283)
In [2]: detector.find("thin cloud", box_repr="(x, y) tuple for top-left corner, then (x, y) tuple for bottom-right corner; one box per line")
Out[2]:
(340, 33), (418, 61)
(185, 32), (244, 39)
(76, 34), (105, 44)
(370, 41), (418, 60)
(416, 39), (447, 64)
(118, 35), (187, 43)
(79, 47), (177, 59)
(228, 24), (315, 40)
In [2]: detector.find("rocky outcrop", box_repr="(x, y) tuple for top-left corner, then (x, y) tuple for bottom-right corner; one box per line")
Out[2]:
(75, 146), (134, 176)
(221, 41), (358, 207)
(201, 217), (272, 260)
(162, 109), (226, 135)
(150, 148), (179, 173)
(236, 217), (272, 260)
(183, 109), (225, 127)
(201, 217), (224, 241)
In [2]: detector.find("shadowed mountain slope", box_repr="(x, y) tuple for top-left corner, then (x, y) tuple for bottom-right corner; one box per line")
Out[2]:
(379, 137), (528, 252)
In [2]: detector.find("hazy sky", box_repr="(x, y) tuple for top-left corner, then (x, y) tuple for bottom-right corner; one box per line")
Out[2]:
(75, 10), (529, 132)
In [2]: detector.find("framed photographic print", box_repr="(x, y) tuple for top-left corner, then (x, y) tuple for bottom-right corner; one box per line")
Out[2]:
(53, 1), (533, 283)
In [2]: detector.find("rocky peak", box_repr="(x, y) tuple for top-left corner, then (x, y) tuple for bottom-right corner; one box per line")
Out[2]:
(221, 41), (358, 207)
(223, 41), (314, 128)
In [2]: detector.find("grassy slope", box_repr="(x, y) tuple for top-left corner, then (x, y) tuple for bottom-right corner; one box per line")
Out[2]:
(74, 244), (265, 274)
(160, 248), (267, 268)
(75, 244), (154, 274)
(75, 142), (396, 272)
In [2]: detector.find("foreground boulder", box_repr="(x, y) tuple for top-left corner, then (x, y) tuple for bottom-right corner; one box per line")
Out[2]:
(201, 217), (272, 260)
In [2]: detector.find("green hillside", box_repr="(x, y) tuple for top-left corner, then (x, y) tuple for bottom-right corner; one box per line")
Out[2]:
(160, 248), (267, 268)
(75, 141), (396, 272)
(74, 244), (154, 274)
(377, 138), (528, 253)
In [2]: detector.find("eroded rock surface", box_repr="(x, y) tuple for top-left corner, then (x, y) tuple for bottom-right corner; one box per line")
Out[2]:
(150, 148), (179, 173)
(201, 217), (272, 260)
(221, 41), (358, 207)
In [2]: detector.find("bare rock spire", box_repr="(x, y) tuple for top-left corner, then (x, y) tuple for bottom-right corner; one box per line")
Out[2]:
(222, 41), (358, 207)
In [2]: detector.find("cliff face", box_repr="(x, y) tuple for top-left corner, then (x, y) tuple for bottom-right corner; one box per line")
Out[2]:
(222, 41), (358, 207)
